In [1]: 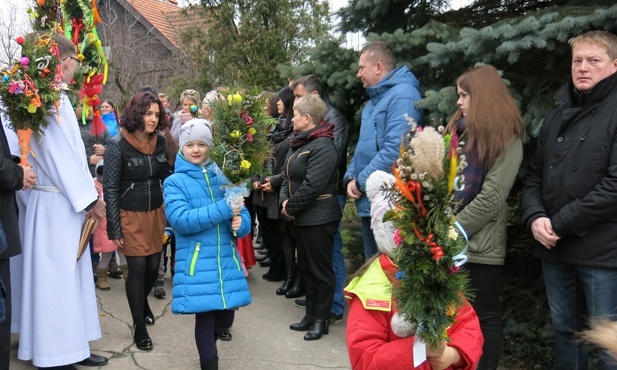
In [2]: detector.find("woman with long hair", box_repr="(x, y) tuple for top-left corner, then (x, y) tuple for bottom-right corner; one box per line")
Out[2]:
(104, 91), (171, 351)
(261, 87), (303, 296)
(445, 65), (525, 370)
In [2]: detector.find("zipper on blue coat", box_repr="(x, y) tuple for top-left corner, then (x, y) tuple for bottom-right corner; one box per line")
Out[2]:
(374, 123), (379, 151)
(203, 167), (228, 309)
(231, 242), (241, 271)
(189, 242), (201, 276)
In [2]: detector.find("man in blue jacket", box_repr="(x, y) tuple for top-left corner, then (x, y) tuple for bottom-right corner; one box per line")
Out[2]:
(344, 41), (422, 260)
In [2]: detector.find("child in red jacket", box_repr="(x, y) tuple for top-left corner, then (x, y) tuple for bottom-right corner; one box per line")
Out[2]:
(345, 171), (484, 370)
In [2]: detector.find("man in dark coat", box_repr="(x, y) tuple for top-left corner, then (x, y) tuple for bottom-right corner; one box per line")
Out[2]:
(521, 30), (617, 369)
(0, 116), (36, 370)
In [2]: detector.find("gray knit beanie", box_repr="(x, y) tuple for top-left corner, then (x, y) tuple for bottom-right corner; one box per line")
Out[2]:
(179, 119), (213, 149)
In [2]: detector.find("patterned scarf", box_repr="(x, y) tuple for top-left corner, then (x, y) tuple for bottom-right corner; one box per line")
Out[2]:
(289, 122), (334, 148)
(451, 117), (485, 210)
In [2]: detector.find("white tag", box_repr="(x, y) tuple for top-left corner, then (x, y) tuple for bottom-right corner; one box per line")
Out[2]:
(413, 335), (427, 367)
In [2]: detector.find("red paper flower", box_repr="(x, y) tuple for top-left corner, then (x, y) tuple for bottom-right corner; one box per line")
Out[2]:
(15, 36), (25, 45)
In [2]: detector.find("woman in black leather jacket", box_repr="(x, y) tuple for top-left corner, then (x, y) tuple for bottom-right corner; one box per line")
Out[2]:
(280, 95), (341, 341)
(104, 92), (171, 351)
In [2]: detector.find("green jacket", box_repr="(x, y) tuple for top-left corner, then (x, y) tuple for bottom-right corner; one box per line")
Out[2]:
(456, 139), (523, 265)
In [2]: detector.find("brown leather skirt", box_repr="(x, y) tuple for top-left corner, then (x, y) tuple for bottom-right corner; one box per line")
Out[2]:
(119, 206), (165, 256)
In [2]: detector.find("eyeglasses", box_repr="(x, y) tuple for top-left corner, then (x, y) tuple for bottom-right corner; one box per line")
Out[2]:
(64, 56), (82, 66)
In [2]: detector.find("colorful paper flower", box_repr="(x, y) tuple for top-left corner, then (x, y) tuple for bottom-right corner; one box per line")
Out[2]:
(15, 36), (25, 45)
(393, 229), (403, 246)
(19, 57), (30, 69)
(230, 130), (241, 139)
(240, 160), (251, 170)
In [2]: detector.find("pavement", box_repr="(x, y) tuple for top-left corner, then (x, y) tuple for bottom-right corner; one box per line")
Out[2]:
(8, 254), (352, 370)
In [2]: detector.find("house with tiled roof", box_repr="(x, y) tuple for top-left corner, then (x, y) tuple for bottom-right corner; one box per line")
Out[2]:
(97, 0), (204, 106)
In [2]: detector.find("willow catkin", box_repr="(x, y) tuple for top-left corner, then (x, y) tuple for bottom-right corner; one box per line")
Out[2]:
(582, 320), (617, 359)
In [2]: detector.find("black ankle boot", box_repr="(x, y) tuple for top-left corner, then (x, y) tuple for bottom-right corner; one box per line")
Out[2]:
(304, 319), (329, 340)
(276, 266), (295, 295)
(285, 274), (304, 298)
(200, 358), (218, 370)
(133, 323), (153, 350)
(290, 315), (314, 331)
(144, 304), (155, 326)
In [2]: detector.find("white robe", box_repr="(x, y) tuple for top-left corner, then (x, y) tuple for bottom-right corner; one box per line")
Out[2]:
(11, 93), (101, 367)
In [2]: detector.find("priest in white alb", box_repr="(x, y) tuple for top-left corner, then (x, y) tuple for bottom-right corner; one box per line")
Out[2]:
(10, 33), (109, 369)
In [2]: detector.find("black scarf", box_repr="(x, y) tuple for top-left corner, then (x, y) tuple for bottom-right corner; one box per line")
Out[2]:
(268, 115), (293, 143)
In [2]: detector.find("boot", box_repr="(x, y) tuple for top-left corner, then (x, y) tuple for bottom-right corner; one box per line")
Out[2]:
(121, 264), (129, 281)
(95, 267), (111, 290)
(200, 357), (218, 370)
(290, 315), (314, 331)
(108, 257), (122, 279)
(304, 319), (329, 340)
(285, 274), (304, 299)
(276, 266), (295, 295)
(133, 323), (153, 351)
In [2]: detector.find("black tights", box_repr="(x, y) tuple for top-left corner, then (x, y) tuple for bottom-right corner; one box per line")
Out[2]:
(279, 220), (295, 271)
(125, 253), (161, 325)
(195, 310), (235, 362)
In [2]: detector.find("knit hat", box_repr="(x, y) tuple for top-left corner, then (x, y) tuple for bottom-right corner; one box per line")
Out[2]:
(366, 170), (397, 258)
(179, 119), (213, 149)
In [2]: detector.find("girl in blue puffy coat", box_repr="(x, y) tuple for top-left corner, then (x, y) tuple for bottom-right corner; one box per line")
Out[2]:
(164, 119), (252, 370)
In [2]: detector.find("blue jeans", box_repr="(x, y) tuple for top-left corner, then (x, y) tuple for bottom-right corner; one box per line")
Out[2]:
(331, 195), (346, 316)
(361, 217), (379, 261)
(542, 259), (617, 370)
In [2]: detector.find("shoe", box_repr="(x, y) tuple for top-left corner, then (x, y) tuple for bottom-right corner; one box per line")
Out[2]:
(258, 257), (272, 267)
(200, 358), (219, 370)
(133, 324), (153, 351)
(120, 264), (129, 281)
(294, 299), (306, 308)
(144, 315), (155, 325)
(108, 258), (123, 279)
(95, 267), (110, 291)
(76, 354), (109, 366)
(144, 305), (155, 325)
(153, 286), (166, 299)
(304, 319), (329, 340)
(217, 330), (232, 341)
(256, 254), (269, 262)
(330, 313), (344, 324)
(285, 275), (304, 298)
(276, 266), (295, 296)
(290, 315), (314, 331)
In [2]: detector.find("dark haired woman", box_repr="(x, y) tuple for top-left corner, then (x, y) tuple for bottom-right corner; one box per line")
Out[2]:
(446, 65), (524, 370)
(261, 87), (304, 296)
(104, 91), (171, 351)
(100, 100), (120, 138)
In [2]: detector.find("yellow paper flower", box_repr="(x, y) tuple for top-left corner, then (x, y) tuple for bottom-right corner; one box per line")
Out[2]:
(248, 127), (257, 135)
(227, 93), (243, 105)
(240, 160), (251, 170)
(448, 226), (459, 240)
(230, 130), (241, 139)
